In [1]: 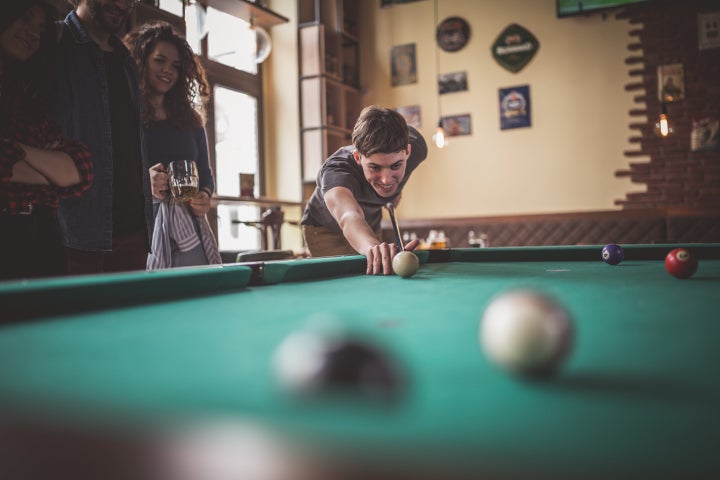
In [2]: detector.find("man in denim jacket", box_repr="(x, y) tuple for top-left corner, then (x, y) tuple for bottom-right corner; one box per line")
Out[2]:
(54, 0), (153, 273)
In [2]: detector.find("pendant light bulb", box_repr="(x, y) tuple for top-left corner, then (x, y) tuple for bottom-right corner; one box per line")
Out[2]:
(654, 104), (674, 138)
(433, 120), (447, 148)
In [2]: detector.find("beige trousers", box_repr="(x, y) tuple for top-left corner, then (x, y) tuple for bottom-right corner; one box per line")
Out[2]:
(302, 225), (382, 257)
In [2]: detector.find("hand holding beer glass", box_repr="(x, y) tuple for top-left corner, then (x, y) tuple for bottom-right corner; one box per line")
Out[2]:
(169, 160), (199, 202)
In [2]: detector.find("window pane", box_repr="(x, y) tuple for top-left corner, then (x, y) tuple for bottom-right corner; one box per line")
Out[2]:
(214, 85), (260, 251)
(214, 86), (258, 196)
(184, 2), (204, 54)
(158, 0), (183, 17)
(206, 7), (257, 74)
(216, 204), (260, 251)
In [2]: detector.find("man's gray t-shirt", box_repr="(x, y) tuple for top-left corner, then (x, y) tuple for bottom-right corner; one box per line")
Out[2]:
(301, 126), (427, 233)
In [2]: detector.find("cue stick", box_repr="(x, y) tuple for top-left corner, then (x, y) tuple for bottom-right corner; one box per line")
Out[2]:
(386, 202), (405, 251)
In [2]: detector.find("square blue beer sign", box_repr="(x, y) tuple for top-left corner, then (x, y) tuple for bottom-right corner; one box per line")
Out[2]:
(499, 85), (531, 130)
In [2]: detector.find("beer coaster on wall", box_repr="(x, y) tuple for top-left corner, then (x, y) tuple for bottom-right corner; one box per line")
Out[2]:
(437, 17), (471, 52)
(491, 24), (540, 73)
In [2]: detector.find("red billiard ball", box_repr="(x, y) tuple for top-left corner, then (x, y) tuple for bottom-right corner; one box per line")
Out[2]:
(602, 243), (624, 265)
(665, 248), (698, 279)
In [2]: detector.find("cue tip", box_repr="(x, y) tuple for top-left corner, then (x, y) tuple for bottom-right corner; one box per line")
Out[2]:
(386, 202), (394, 210)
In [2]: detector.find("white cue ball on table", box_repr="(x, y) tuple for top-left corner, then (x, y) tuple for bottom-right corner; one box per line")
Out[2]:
(392, 251), (419, 278)
(479, 290), (574, 378)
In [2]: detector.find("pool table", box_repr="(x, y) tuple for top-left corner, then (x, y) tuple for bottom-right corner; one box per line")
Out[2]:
(1, 244), (720, 480)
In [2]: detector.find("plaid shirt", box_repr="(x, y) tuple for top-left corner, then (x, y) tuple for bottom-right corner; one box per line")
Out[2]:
(1, 111), (93, 214)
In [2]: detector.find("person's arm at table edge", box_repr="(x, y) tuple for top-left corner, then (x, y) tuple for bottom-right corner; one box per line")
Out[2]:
(325, 185), (397, 275)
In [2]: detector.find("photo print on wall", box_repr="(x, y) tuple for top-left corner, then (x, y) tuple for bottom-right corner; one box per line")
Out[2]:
(442, 114), (472, 137)
(396, 105), (422, 128)
(438, 71), (468, 94)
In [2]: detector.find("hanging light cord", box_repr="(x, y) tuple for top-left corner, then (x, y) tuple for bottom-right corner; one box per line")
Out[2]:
(434, 0), (441, 122)
(655, 0), (672, 137)
(432, 0), (446, 148)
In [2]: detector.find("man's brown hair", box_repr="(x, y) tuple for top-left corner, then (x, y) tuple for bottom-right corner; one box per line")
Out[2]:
(352, 105), (409, 157)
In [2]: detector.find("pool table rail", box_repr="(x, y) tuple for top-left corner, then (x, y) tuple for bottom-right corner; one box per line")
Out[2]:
(426, 243), (720, 263)
(0, 265), (253, 323)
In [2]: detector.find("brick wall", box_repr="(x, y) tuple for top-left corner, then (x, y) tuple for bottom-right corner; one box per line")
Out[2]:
(615, 0), (720, 209)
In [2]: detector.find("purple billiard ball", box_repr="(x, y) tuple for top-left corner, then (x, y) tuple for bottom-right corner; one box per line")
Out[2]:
(602, 243), (624, 265)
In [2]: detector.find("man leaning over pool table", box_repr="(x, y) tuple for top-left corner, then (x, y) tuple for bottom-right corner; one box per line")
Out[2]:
(300, 105), (428, 275)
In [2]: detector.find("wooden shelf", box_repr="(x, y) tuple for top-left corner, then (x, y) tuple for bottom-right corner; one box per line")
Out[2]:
(212, 195), (302, 208)
(200, 0), (289, 29)
(298, 0), (362, 201)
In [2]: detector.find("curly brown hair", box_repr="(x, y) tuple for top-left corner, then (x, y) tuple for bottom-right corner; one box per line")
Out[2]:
(123, 22), (210, 130)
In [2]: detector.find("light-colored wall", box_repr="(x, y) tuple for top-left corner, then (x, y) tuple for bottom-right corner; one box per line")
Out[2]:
(265, 0), (645, 249)
(363, 0), (643, 219)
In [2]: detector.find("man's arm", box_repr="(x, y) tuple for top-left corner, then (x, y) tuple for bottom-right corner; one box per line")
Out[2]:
(10, 161), (51, 185)
(325, 186), (398, 275)
(19, 143), (82, 187)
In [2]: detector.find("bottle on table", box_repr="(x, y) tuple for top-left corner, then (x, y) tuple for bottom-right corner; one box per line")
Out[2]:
(468, 230), (488, 248)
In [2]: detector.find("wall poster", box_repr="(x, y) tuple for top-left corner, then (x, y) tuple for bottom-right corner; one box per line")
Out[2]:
(698, 12), (720, 50)
(657, 63), (685, 103)
(691, 114), (720, 152)
(499, 85), (531, 130)
(391, 43), (417, 86)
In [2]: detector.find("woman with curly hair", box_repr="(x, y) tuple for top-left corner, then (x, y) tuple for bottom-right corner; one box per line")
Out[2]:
(124, 22), (219, 268)
(1, 0), (93, 279)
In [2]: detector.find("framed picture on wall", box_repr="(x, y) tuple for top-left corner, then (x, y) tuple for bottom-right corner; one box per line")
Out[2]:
(438, 71), (468, 94)
(395, 105), (422, 127)
(499, 85), (531, 130)
(698, 11), (720, 50)
(691, 114), (720, 152)
(442, 114), (472, 137)
(391, 43), (417, 86)
(657, 63), (685, 102)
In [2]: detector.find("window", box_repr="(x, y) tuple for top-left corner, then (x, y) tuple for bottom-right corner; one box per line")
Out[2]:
(214, 85), (261, 250)
(158, 0), (183, 17)
(184, 3), (266, 251)
(206, 7), (258, 74)
(145, 0), (287, 252)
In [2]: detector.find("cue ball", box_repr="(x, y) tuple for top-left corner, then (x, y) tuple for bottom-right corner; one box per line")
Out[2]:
(392, 251), (419, 278)
(273, 330), (403, 401)
(665, 247), (698, 279)
(601, 243), (624, 265)
(480, 290), (574, 378)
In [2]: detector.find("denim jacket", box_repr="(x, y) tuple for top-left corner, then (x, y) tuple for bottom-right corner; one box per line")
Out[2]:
(54, 11), (153, 251)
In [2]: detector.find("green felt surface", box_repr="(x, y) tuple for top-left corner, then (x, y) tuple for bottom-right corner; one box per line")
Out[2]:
(1, 246), (719, 478)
